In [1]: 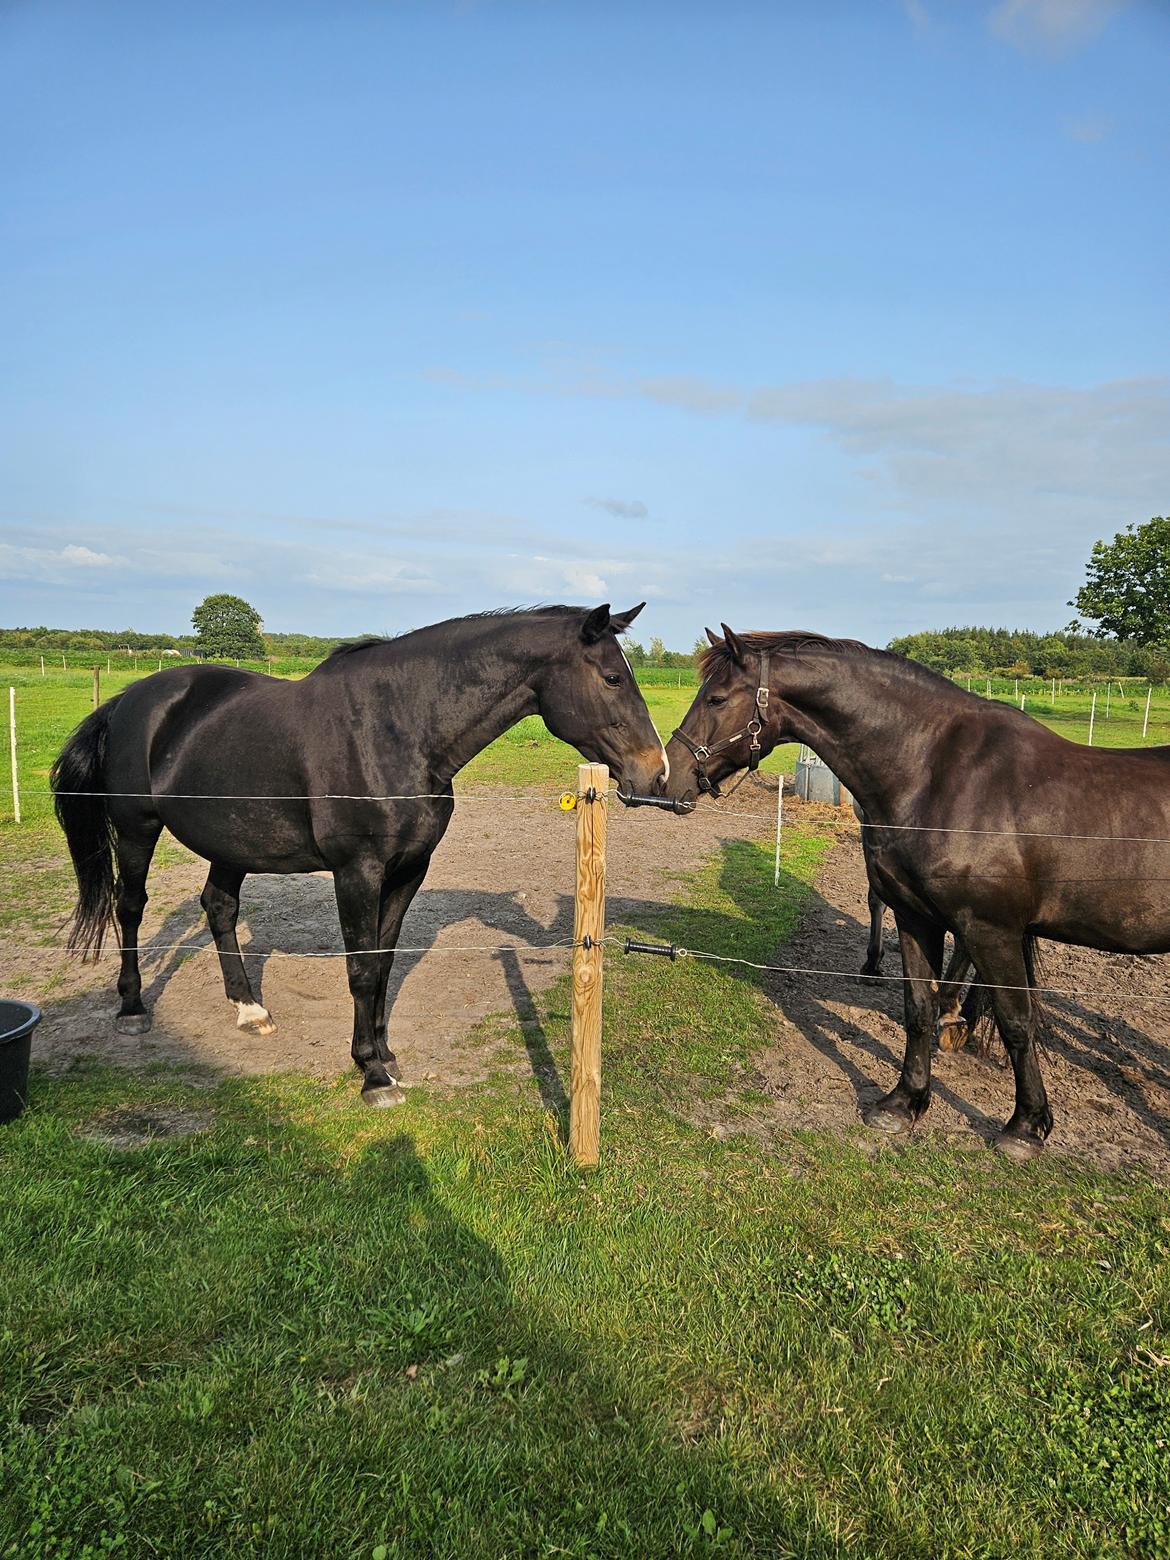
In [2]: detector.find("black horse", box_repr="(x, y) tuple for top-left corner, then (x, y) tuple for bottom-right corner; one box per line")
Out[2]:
(663, 625), (1170, 1159)
(855, 802), (991, 1053)
(53, 604), (667, 1106)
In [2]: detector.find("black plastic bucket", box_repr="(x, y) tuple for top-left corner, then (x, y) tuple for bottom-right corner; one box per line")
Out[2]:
(0, 1001), (40, 1123)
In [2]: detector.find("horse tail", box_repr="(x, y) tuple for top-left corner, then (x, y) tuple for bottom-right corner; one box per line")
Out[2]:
(961, 936), (1048, 1061)
(50, 694), (125, 960)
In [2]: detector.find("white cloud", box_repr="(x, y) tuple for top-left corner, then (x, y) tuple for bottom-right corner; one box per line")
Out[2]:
(301, 560), (437, 595)
(0, 541), (127, 583)
(988, 0), (1127, 54)
(1063, 114), (1111, 142)
(623, 372), (1170, 527)
(584, 497), (650, 520)
(901, 0), (933, 34)
(60, 544), (116, 568)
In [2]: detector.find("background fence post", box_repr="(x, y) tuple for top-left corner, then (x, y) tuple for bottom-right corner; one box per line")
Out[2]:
(8, 688), (19, 824)
(570, 761), (607, 1168)
(92, 666), (100, 710)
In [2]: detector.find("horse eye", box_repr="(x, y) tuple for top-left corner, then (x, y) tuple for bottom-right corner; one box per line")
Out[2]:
(709, 694), (727, 706)
(604, 673), (623, 687)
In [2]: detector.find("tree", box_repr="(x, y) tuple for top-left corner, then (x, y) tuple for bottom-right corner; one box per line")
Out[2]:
(648, 635), (667, 664)
(1071, 517), (1170, 646)
(619, 634), (646, 667)
(192, 593), (265, 660)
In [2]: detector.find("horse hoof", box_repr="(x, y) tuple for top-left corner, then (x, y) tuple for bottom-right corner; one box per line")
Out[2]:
(994, 1131), (1045, 1163)
(236, 1003), (276, 1036)
(938, 1020), (969, 1053)
(115, 1012), (151, 1035)
(362, 1083), (407, 1109)
(862, 1103), (911, 1135)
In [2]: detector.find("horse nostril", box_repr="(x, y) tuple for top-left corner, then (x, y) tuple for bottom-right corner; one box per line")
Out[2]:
(651, 771), (666, 797)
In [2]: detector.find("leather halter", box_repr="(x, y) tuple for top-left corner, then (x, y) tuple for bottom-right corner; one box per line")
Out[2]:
(672, 651), (771, 799)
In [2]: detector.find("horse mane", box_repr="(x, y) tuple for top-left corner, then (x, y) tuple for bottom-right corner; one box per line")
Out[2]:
(699, 630), (872, 680)
(321, 606), (586, 664)
(699, 630), (964, 696)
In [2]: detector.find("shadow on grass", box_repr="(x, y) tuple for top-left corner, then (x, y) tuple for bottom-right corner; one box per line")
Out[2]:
(0, 1075), (806, 1557)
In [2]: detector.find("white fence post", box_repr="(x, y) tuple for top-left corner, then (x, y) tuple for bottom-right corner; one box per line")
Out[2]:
(8, 688), (19, 824)
(1088, 690), (1096, 746)
(1144, 684), (1153, 739)
(774, 779), (784, 888)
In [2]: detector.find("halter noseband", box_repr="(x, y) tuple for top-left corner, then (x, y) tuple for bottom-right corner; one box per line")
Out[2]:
(672, 651), (771, 799)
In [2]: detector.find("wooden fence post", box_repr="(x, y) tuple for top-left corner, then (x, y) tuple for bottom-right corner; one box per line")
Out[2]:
(92, 666), (100, 710)
(570, 761), (607, 1168)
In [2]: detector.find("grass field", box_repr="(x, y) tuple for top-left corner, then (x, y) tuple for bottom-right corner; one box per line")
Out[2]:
(2, 666), (1170, 1556)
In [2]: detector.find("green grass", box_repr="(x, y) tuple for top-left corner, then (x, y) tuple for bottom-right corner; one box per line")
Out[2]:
(2, 825), (1170, 1557)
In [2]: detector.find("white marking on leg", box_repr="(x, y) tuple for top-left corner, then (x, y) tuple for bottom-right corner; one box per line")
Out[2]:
(235, 1001), (272, 1030)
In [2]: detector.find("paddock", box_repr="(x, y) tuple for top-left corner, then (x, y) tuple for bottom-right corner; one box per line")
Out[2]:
(7, 777), (1170, 1179)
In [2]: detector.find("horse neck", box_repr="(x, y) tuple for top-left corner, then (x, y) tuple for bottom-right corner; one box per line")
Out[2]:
(777, 650), (951, 818)
(364, 618), (544, 783)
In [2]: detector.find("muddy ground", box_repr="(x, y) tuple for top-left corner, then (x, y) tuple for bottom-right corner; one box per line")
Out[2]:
(10, 781), (1170, 1177)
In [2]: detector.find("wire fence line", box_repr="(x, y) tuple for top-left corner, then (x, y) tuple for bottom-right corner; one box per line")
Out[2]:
(9, 928), (1170, 1012)
(4, 937), (586, 961)
(40, 788), (568, 804)
(14, 781), (1170, 1011)
(609, 939), (1170, 1007)
(34, 782), (1170, 849)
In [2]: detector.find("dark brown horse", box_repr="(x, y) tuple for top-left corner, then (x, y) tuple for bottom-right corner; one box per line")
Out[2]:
(855, 801), (991, 1053)
(53, 605), (667, 1106)
(663, 625), (1170, 1158)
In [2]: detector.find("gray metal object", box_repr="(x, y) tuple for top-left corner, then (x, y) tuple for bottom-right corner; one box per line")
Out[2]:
(794, 745), (845, 806)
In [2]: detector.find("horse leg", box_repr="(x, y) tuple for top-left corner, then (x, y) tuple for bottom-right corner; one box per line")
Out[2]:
(860, 886), (886, 977)
(372, 865), (428, 1087)
(862, 913), (944, 1135)
(936, 945), (973, 1051)
(200, 864), (275, 1035)
(960, 928), (1052, 1160)
(114, 825), (162, 1034)
(334, 859), (428, 1108)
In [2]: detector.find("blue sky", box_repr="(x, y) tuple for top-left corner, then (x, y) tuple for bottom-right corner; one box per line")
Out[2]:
(1, 0), (1167, 647)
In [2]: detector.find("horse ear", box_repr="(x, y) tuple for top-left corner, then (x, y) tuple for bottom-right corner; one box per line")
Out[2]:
(581, 604), (613, 644)
(608, 601), (645, 635)
(705, 626), (721, 647)
(720, 623), (747, 666)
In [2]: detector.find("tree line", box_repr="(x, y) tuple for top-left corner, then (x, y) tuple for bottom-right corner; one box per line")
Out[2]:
(886, 626), (1170, 681)
(0, 625), (347, 659)
(7, 516), (1167, 673)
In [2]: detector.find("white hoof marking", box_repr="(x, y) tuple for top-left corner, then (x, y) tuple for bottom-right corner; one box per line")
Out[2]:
(235, 1001), (275, 1034)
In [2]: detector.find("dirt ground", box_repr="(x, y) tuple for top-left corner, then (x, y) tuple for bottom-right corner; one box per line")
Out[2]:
(704, 799), (1170, 1180)
(11, 782), (1170, 1177)
(10, 790), (749, 1087)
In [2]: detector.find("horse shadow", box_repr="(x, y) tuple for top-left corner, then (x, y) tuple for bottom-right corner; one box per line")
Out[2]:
(44, 874), (581, 1115)
(2, 1089), (799, 1552)
(613, 836), (1170, 1151)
